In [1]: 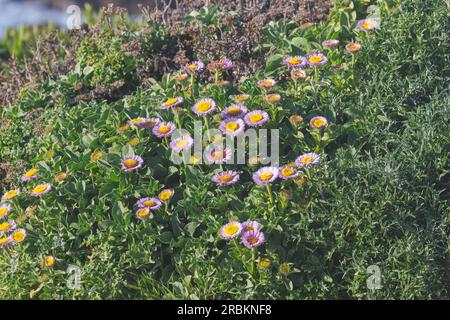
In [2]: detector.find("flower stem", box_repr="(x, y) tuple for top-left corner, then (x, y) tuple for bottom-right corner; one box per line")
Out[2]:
(266, 184), (274, 208)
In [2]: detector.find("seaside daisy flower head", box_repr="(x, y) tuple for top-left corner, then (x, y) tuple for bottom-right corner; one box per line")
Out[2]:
(242, 220), (261, 233)
(128, 117), (146, 127)
(241, 230), (265, 249)
(280, 262), (293, 274)
(222, 105), (248, 119)
(257, 79), (276, 88)
(2, 189), (20, 201)
(252, 166), (279, 185)
(307, 52), (328, 67)
(121, 155), (144, 171)
(219, 118), (245, 136)
(158, 189), (174, 202)
(174, 72), (189, 81)
(41, 256), (55, 268)
(135, 207), (152, 220)
(279, 165), (299, 180)
(31, 183), (52, 197)
(233, 94), (251, 103)
(183, 61), (205, 73)
(357, 18), (380, 31)
(258, 258), (271, 269)
(170, 135), (194, 152)
(309, 116), (328, 129)
(346, 42), (362, 53)
(54, 172), (68, 182)
(265, 93), (281, 104)
(0, 236), (11, 247)
(208, 58), (234, 71)
(244, 110), (269, 127)
(11, 228), (26, 244)
(220, 221), (243, 240)
(116, 123), (130, 133)
(322, 39), (340, 48)
(161, 97), (183, 109)
(205, 146), (232, 164)
(137, 117), (160, 129)
(283, 56), (307, 69)
(136, 197), (162, 210)
(295, 152), (320, 167)
(192, 98), (216, 116)
(0, 219), (16, 234)
(22, 168), (39, 181)
(152, 122), (176, 138)
(0, 204), (12, 220)
(212, 171), (240, 186)
(91, 151), (103, 162)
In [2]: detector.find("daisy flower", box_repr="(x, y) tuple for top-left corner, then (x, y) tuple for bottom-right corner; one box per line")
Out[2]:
(121, 155), (144, 171)
(11, 228), (27, 244)
(257, 79), (276, 88)
(309, 116), (328, 129)
(289, 114), (303, 126)
(192, 98), (216, 116)
(21, 168), (39, 181)
(174, 72), (189, 81)
(222, 105), (248, 119)
(41, 256), (55, 268)
(346, 42), (362, 53)
(205, 146), (232, 164)
(291, 68), (307, 80)
(242, 220), (262, 233)
(252, 167), (279, 185)
(0, 204), (12, 220)
(161, 97), (183, 109)
(212, 171), (240, 186)
(307, 52), (328, 67)
(219, 118), (245, 136)
(31, 183), (52, 197)
(357, 18), (380, 31)
(135, 207), (152, 220)
(220, 221), (243, 240)
(264, 93), (281, 104)
(233, 94), (251, 103)
(2, 189), (20, 201)
(258, 258), (271, 269)
(282, 56), (307, 69)
(158, 189), (174, 202)
(183, 61), (205, 73)
(322, 39), (340, 48)
(241, 230), (265, 249)
(91, 151), (103, 162)
(244, 110), (269, 127)
(295, 152), (320, 167)
(0, 236), (12, 247)
(136, 197), (162, 210)
(128, 117), (146, 127)
(279, 166), (299, 180)
(0, 220), (16, 235)
(208, 58), (234, 71)
(137, 118), (160, 129)
(170, 135), (194, 152)
(152, 122), (176, 138)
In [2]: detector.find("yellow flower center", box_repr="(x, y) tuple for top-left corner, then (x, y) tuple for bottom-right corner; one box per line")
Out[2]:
(301, 156), (313, 163)
(225, 121), (239, 132)
(226, 107), (243, 116)
(218, 174), (234, 183)
(0, 237), (10, 245)
(258, 258), (271, 268)
(224, 224), (240, 236)
(235, 95), (250, 102)
(247, 235), (259, 245)
(312, 118), (325, 128)
(260, 81), (273, 87)
(187, 64), (198, 70)
(348, 44), (361, 52)
(159, 190), (173, 201)
(309, 55), (323, 63)
(143, 200), (155, 207)
(267, 94), (280, 102)
(4, 190), (18, 199)
(244, 226), (254, 232)
(158, 126), (171, 134)
(175, 140), (189, 148)
(55, 172), (68, 181)
(131, 118), (144, 124)
(190, 156), (200, 165)
(288, 57), (301, 65)
(259, 172), (273, 181)
(123, 158), (138, 168)
(361, 21), (375, 29)
(137, 208), (150, 218)
(24, 168), (38, 178)
(142, 120), (157, 127)
(0, 207), (8, 217)
(249, 114), (264, 123)
(13, 231), (25, 242)
(0, 222), (12, 232)
(196, 101), (212, 113)
(164, 98), (178, 106)
(211, 150), (225, 160)
(43, 256), (55, 267)
(281, 167), (295, 177)
(33, 185), (48, 194)
(91, 151), (103, 161)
